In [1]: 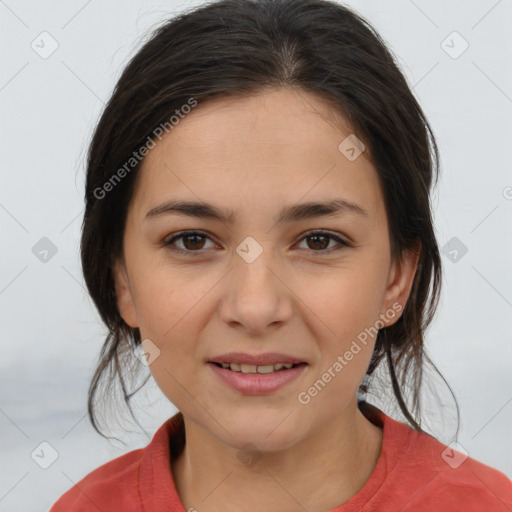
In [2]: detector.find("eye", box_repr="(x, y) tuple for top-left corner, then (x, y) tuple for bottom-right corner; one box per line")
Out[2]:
(162, 229), (351, 256)
(163, 231), (216, 254)
(296, 230), (351, 253)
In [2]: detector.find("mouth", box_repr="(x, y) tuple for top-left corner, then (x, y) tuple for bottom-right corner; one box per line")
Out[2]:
(210, 361), (308, 374)
(207, 360), (308, 394)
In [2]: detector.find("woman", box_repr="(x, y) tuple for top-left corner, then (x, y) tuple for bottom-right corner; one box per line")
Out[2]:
(50, 0), (512, 510)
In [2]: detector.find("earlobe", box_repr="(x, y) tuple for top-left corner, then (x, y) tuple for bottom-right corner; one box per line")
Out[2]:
(381, 243), (421, 327)
(113, 259), (139, 328)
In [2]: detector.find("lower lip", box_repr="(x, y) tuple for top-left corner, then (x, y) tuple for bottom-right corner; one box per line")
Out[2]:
(207, 362), (307, 394)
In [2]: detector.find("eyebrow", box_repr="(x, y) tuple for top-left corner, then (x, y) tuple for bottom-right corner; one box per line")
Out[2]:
(145, 198), (368, 225)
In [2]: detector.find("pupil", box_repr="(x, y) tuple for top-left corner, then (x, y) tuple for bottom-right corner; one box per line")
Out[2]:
(309, 235), (328, 250)
(184, 234), (204, 250)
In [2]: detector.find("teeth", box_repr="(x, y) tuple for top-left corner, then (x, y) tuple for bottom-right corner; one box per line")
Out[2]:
(218, 362), (297, 373)
(256, 365), (274, 374)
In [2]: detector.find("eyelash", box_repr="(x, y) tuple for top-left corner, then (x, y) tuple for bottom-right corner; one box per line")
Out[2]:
(162, 230), (352, 256)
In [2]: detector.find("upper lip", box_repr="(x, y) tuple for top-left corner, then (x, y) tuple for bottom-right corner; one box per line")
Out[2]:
(208, 352), (307, 366)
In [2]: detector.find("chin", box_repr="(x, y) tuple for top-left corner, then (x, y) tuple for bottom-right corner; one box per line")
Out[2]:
(216, 406), (304, 453)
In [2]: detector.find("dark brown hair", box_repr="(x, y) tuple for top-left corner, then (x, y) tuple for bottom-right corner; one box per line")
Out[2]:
(81, 0), (458, 440)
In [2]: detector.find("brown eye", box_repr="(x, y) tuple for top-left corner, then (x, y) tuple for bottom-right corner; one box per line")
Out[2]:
(297, 230), (350, 253)
(180, 233), (206, 250)
(306, 234), (330, 250)
(163, 231), (216, 254)
(163, 229), (351, 256)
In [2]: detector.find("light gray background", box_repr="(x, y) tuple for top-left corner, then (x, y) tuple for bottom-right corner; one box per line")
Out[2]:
(1, 0), (511, 510)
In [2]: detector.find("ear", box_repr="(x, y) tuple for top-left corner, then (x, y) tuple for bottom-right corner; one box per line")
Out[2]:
(380, 241), (421, 328)
(113, 258), (139, 328)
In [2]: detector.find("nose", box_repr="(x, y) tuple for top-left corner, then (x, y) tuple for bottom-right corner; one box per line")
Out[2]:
(218, 248), (293, 335)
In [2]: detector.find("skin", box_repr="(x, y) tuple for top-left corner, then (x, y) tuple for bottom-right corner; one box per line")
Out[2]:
(114, 87), (420, 512)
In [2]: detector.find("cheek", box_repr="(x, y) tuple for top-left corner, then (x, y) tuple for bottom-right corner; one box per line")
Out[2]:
(131, 267), (213, 354)
(132, 274), (209, 408)
(127, 258), (180, 329)
(293, 261), (385, 397)
(302, 263), (386, 339)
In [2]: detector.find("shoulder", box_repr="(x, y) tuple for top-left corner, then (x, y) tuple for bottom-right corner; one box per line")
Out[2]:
(404, 451), (512, 511)
(49, 413), (184, 512)
(383, 414), (512, 510)
(49, 448), (144, 512)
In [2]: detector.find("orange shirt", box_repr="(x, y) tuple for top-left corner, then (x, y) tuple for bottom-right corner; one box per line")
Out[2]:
(50, 407), (512, 511)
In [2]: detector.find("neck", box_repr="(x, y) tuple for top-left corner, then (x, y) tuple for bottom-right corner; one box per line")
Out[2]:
(171, 402), (383, 512)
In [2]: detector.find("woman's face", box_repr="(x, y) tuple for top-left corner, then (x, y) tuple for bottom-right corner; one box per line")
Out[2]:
(114, 87), (419, 451)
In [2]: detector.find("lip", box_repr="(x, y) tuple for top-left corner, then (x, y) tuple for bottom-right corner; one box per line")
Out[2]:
(207, 362), (308, 394)
(208, 352), (307, 366)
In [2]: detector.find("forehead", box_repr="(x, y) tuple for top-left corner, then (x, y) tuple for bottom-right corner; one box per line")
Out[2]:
(130, 87), (383, 224)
